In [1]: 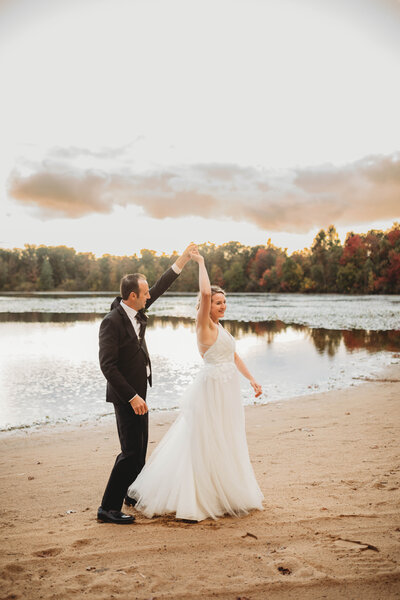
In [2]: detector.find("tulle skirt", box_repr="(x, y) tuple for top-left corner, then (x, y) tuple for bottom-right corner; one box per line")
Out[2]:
(127, 363), (264, 521)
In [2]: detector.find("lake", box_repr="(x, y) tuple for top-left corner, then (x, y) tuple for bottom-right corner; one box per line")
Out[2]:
(0, 293), (399, 431)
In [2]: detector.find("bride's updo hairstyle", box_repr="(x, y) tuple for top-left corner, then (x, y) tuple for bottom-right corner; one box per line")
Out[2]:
(196, 285), (226, 311)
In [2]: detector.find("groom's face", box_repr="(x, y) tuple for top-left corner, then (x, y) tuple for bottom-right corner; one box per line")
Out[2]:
(131, 278), (150, 310)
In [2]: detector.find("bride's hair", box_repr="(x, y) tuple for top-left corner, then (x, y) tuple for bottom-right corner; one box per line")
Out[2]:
(196, 285), (226, 311)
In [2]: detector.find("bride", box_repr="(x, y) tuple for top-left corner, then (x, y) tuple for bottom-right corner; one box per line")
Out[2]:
(127, 248), (264, 521)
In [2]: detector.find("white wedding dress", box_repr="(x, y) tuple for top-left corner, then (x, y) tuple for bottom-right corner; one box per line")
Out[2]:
(127, 323), (264, 521)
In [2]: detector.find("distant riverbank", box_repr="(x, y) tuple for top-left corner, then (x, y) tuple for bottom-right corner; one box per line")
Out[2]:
(2, 226), (399, 295)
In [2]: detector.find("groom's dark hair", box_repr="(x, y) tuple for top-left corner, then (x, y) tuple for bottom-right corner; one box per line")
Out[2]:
(120, 273), (147, 300)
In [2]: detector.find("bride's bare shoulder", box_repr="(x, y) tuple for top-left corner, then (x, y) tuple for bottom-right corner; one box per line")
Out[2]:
(195, 319), (218, 344)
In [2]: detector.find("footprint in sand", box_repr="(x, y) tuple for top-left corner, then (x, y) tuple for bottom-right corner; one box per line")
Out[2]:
(71, 538), (92, 549)
(265, 551), (320, 579)
(373, 481), (388, 489)
(277, 565), (292, 574)
(158, 516), (198, 527)
(33, 547), (63, 558)
(205, 522), (221, 529)
(371, 474), (399, 491)
(331, 539), (397, 575)
(0, 562), (24, 580)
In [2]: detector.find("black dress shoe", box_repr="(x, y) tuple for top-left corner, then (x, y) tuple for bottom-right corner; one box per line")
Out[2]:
(124, 495), (137, 507)
(97, 507), (135, 524)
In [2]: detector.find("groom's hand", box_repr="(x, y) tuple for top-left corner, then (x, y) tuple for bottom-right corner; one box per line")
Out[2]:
(129, 394), (148, 415)
(182, 242), (197, 259)
(174, 243), (197, 270)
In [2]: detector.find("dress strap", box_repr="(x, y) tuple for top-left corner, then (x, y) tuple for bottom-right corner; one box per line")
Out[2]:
(197, 323), (220, 357)
(197, 341), (212, 357)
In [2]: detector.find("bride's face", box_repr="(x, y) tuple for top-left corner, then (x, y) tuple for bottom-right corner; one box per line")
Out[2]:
(210, 293), (226, 321)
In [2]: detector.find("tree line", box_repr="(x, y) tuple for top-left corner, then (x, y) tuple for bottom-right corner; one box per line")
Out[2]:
(0, 223), (399, 294)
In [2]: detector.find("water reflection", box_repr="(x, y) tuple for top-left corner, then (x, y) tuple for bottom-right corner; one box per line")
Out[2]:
(341, 329), (400, 353)
(1, 312), (399, 355)
(0, 313), (397, 431)
(0, 312), (99, 323)
(149, 317), (400, 355)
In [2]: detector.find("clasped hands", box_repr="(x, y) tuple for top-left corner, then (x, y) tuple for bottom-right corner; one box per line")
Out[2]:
(183, 243), (205, 265)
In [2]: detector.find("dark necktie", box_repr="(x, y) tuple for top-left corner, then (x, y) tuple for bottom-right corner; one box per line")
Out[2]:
(135, 312), (150, 379)
(135, 312), (147, 343)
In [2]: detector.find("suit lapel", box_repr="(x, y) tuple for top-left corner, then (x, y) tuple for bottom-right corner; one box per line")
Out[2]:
(116, 305), (149, 359)
(115, 301), (152, 385)
(136, 312), (149, 359)
(116, 304), (138, 341)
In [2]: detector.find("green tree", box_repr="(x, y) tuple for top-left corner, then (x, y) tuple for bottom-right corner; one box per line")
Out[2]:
(210, 264), (225, 288)
(138, 249), (158, 281)
(281, 258), (303, 292)
(20, 244), (39, 290)
(99, 255), (111, 290)
(39, 257), (54, 290)
(224, 261), (246, 292)
(0, 255), (9, 290)
(336, 263), (358, 293)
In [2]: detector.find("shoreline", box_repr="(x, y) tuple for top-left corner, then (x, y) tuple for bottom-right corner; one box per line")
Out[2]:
(0, 364), (399, 598)
(1, 356), (398, 437)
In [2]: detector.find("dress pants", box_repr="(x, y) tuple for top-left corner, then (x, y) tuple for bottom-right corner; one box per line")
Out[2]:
(101, 401), (149, 511)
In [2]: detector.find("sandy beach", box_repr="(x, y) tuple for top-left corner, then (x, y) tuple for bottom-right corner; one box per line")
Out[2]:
(1, 365), (399, 600)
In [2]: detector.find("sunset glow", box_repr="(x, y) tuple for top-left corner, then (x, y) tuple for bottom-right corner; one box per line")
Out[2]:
(0, 0), (399, 255)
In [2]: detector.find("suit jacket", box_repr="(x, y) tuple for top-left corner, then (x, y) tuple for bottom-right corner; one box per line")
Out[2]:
(99, 266), (179, 404)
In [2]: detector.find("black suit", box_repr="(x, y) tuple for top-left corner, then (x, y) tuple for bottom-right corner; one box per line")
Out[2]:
(99, 266), (179, 511)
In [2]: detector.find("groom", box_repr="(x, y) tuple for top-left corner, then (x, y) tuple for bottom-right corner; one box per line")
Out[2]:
(97, 243), (195, 524)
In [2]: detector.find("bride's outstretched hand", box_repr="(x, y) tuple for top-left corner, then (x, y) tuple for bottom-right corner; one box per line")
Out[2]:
(250, 379), (262, 398)
(190, 247), (204, 263)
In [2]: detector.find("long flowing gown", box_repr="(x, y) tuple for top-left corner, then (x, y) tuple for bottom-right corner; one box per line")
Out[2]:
(127, 323), (264, 521)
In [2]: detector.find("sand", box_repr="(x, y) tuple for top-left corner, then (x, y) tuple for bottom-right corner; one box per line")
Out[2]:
(1, 364), (400, 600)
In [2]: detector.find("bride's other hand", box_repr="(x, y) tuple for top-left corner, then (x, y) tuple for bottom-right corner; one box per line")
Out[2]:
(250, 380), (262, 398)
(190, 248), (204, 263)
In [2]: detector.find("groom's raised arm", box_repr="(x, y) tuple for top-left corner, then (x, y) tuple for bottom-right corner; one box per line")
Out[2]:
(145, 243), (196, 310)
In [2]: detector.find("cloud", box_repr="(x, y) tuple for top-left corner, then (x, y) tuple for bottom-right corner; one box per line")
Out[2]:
(8, 152), (400, 231)
(49, 145), (129, 160)
(8, 168), (113, 217)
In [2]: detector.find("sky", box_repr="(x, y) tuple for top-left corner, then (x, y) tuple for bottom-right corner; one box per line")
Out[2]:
(0, 0), (399, 257)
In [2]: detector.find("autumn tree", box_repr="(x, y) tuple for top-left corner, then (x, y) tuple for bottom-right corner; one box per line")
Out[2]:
(0, 224), (399, 293)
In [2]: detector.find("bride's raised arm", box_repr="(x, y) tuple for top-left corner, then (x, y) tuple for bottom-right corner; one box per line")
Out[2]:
(190, 248), (212, 331)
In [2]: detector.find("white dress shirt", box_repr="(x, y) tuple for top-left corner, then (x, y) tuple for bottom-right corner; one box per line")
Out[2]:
(120, 301), (142, 340)
(171, 263), (181, 275)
